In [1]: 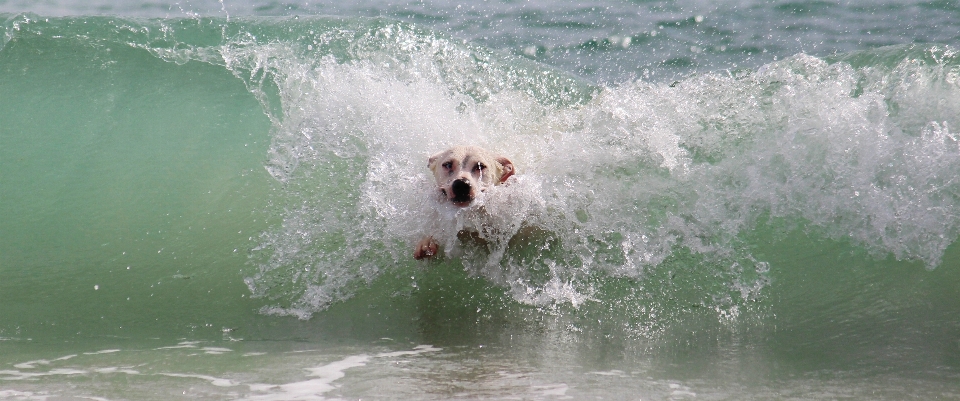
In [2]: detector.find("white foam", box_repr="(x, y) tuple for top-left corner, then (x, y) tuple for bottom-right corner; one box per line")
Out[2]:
(1, 348), (145, 388)
(159, 373), (239, 387)
(238, 345), (440, 401)
(200, 347), (233, 355)
(13, 354), (76, 369)
(0, 342), (440, 400)
(531, 383), (570, 397)
(588, 370), (627, 376)
(83, 349), (120, 355)
(240, 32), (960, 318)
(0, 390), (48, 401)
(155, 341), (200, 350)
(0, 368), (90, 380)
(375, 344), (441, 358)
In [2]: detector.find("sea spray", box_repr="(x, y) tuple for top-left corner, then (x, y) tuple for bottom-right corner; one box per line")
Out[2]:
(236, 18), (960, 322)
(2, 12), (958, 330)
(2, 8), (960, 399)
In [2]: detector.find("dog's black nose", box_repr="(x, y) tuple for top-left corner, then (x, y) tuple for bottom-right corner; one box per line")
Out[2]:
(451, 179), (472, 200)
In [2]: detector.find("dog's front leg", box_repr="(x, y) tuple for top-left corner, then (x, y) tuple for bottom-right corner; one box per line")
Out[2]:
(413, 236), (440, 260)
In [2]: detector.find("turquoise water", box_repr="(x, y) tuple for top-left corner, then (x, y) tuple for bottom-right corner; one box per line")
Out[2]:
(2, 1), (960, 399)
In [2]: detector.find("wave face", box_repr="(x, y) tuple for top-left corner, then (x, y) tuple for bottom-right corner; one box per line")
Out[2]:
(2, 14), (960, 360)
(227, 15), (960, 325)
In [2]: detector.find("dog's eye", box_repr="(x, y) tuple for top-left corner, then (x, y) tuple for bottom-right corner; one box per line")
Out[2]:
(442, 161), (453, 170)
(474, 163), (486, 172)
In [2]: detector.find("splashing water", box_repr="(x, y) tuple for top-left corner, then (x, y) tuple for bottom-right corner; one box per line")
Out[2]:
(233, 21), (960, 320)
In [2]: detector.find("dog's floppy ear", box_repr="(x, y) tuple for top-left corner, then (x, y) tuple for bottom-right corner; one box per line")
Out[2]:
(496, 156), (515, 184)
(428, 151), (443, 170)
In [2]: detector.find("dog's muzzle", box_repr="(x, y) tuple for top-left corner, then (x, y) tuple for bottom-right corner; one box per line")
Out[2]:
(451, 179), (472, 203)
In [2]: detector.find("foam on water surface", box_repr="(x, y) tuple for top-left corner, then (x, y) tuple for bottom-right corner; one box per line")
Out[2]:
(234, 24), (960, 322)
(2, 338), (957, 400)
(0, 341), (445, 401)
(3, 19), (957, 324)
(2, 12), (960, 399)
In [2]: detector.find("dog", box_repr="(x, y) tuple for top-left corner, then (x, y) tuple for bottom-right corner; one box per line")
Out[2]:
(414, 145), (515, 260)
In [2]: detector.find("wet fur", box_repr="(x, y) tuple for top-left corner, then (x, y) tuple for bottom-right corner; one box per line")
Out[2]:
(414, 146), (515, 260)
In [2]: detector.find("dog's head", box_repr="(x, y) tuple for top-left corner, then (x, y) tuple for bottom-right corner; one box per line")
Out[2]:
(428, 146), (515, 207)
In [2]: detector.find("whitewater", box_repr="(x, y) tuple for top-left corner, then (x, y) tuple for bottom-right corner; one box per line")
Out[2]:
(1, 1), (959, 399)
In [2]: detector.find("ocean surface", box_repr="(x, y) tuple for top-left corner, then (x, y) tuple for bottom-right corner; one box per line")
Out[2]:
(2, 0), (960, 399)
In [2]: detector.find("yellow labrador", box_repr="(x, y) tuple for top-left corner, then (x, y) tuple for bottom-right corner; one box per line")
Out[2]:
(414, 146), (515, 260)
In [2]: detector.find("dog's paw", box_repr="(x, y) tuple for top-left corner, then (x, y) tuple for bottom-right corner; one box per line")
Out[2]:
(413, 236), (439, 260)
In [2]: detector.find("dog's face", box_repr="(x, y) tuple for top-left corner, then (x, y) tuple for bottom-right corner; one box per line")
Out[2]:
(428, 146), (515, 207)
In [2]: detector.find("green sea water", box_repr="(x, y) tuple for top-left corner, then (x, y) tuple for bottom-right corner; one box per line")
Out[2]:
(1, 8), (960, 400)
